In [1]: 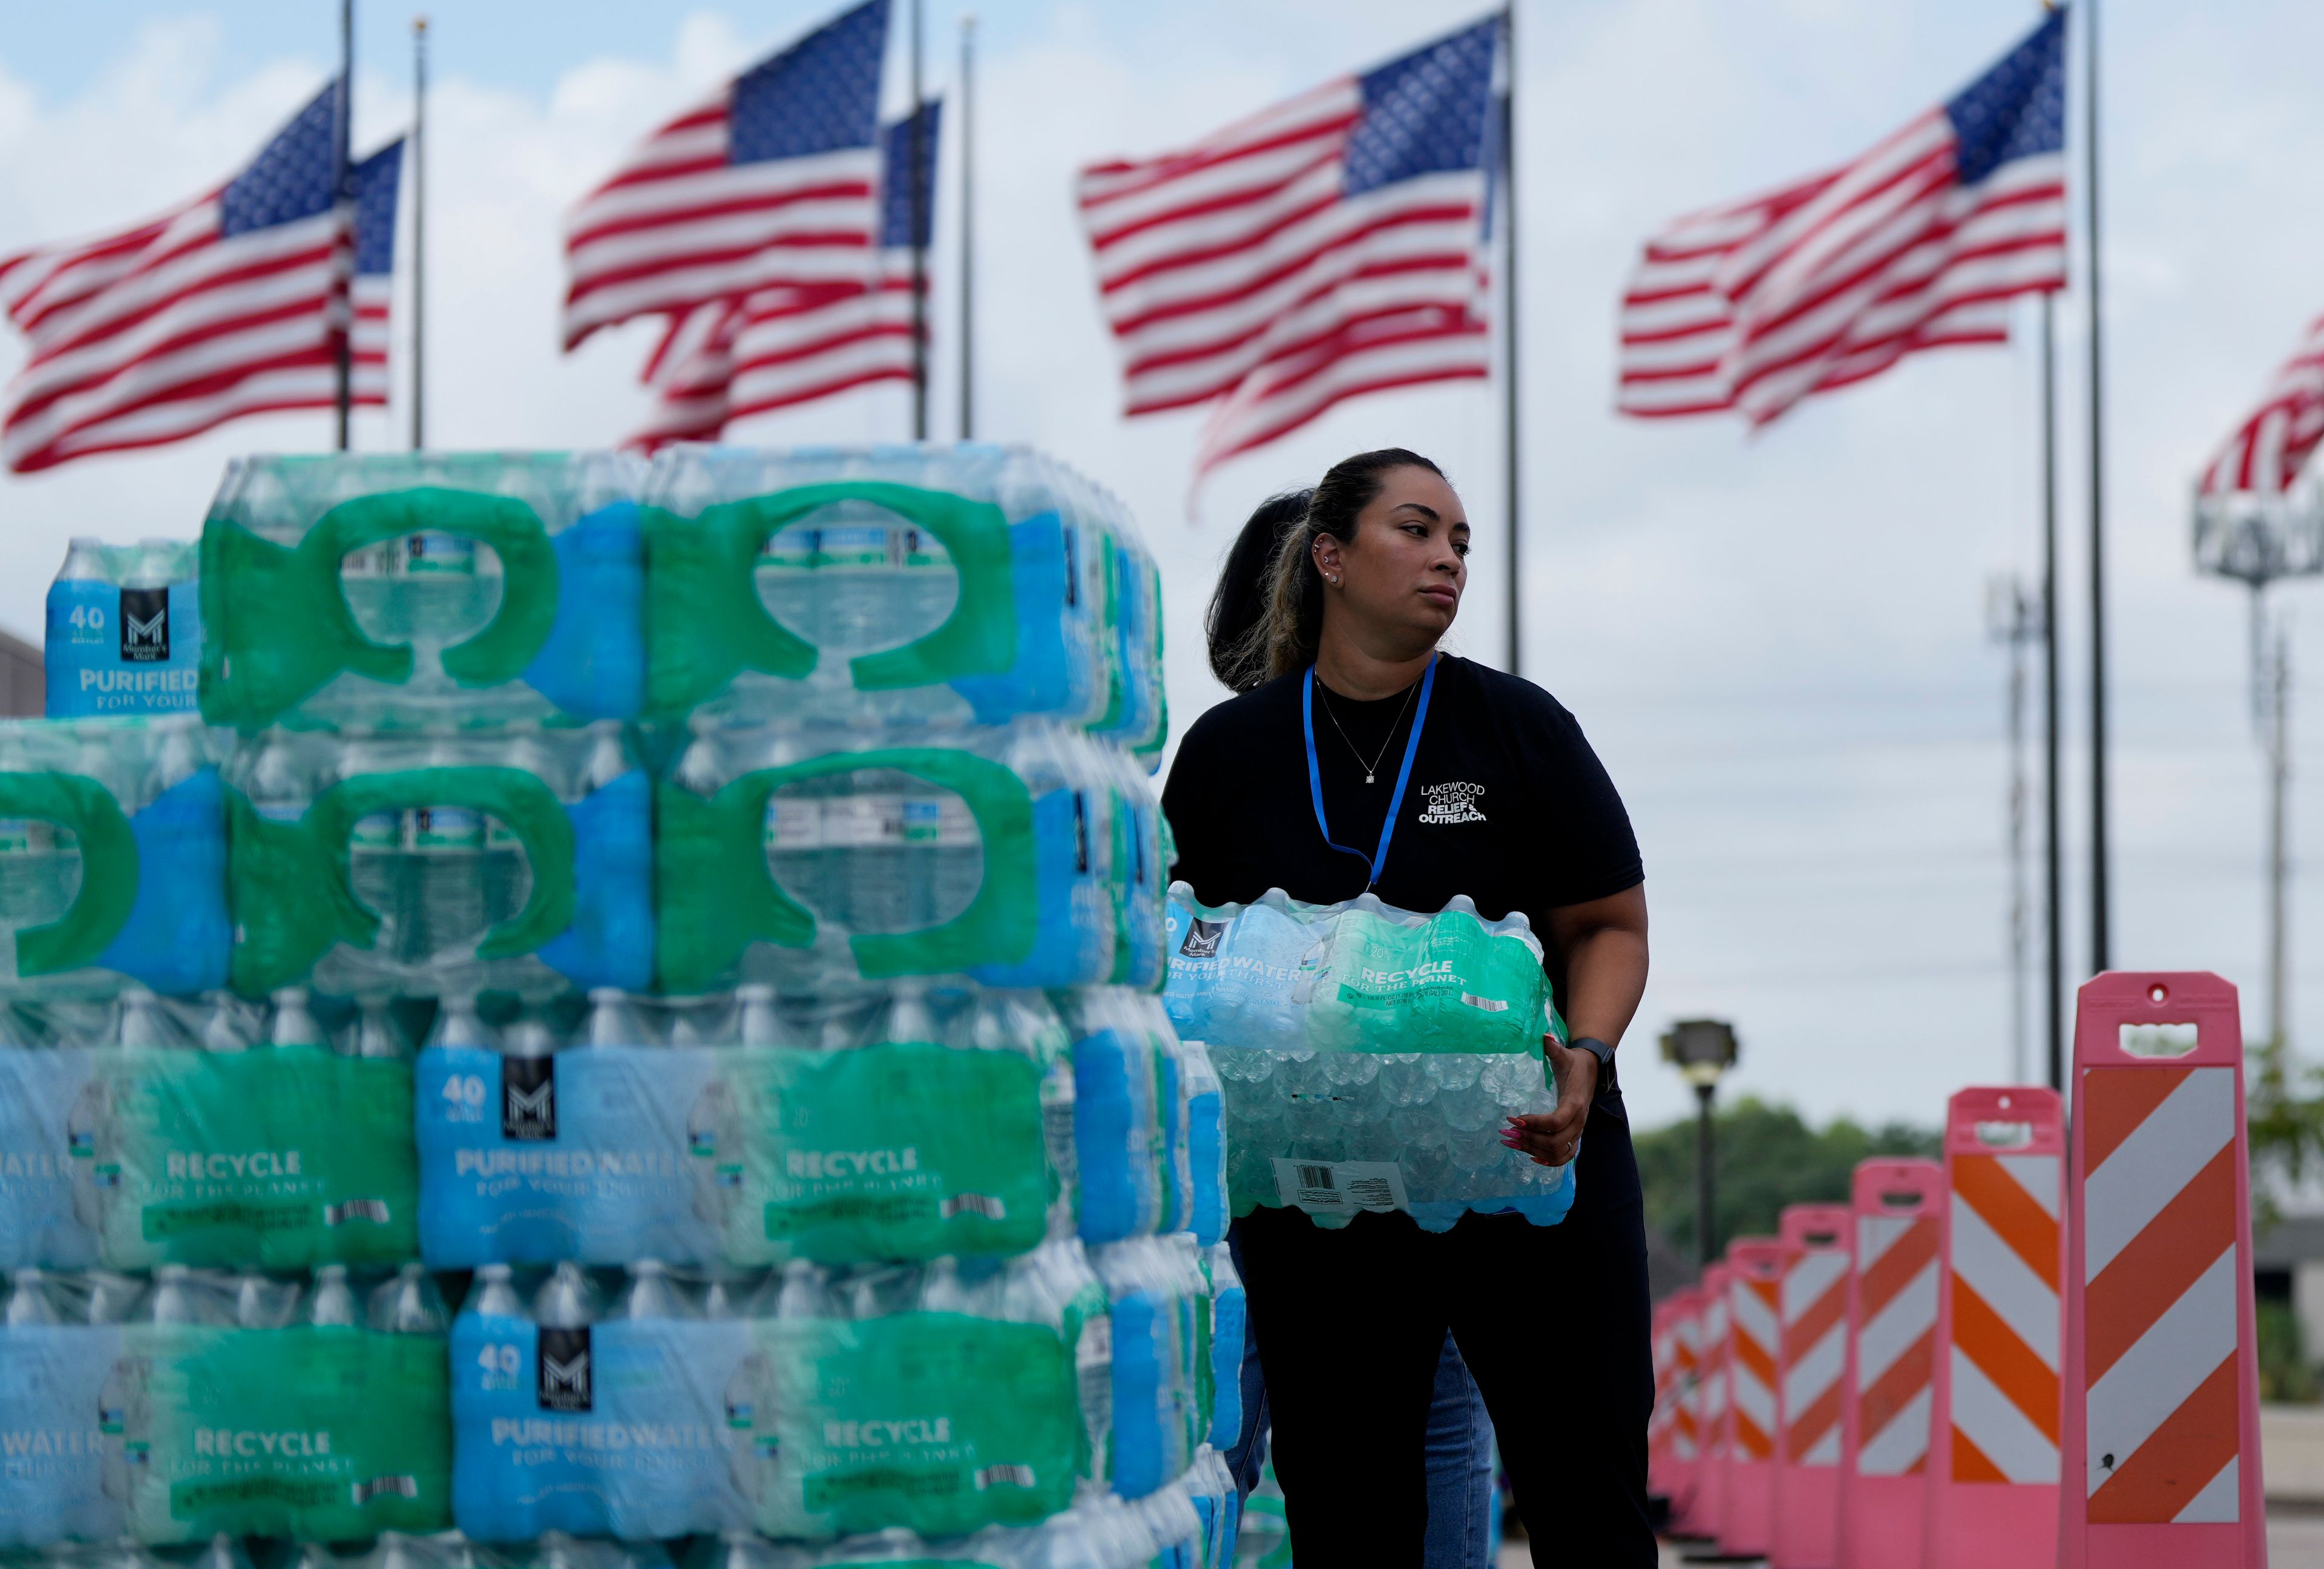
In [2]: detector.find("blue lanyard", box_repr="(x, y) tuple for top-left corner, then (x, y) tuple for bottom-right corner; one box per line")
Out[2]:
(1302, 655), (1437, 890)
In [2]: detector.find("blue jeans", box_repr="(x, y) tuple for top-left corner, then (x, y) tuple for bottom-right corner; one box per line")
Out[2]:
(1226, 1222), (1497, 1568)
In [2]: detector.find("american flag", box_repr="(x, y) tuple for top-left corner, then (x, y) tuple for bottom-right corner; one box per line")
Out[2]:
(2198, 315), (2324, 501)
(1076, 16), (1498, 479)
(0, 82), (404, 474)
(1617, 9), (2067, 427)
(629, 102), (938, 450)
(350, 139), (405, 409)
(561, 0), (890, 353)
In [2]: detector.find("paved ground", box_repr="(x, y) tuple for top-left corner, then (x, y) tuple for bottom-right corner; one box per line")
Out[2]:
(1486, 1511), (2324, 1566)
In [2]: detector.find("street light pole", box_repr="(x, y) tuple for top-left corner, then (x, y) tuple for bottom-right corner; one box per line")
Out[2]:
(1694, 1081), (1717, 1267)
(1663, 1018), (1740, 1269)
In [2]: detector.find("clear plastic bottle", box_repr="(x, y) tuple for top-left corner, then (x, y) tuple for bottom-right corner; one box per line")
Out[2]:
(620, 1258), (694, 1321)
(4, 1266), (59, 1325)
(488, 722), (556, 928)
(412, 738), (488, 965)
(335, 732), (408, 955)
(269, 987), (324, 1049)
(0, 729), (64, 933)
(470, 1261), (526, 1321)
(307, 1263), (359, 1327)
(370, 1263), (448, 1334)
(535, 1260), (601, 1331)
(350, 998), (411, 1060)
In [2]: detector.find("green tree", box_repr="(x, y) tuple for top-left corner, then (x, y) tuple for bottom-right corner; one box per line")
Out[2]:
(1633, 1096), (1940, 1261)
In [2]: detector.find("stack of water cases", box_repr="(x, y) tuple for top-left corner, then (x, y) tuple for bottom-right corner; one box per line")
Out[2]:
(0, 442), (1236, 1569)
(600, 443), (1230, 1567)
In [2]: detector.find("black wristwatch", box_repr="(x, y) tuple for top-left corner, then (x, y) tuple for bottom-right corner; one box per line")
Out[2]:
(1569, 1036), (1615, 1076)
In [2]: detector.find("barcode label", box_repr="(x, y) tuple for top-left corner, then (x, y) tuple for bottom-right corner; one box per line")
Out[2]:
(940, 1192), (1007, 1220)
(973, 1463), (1038, 1491)
(1272, 1158), (1410, 1215)
(1459, 992), (1509, 1012)
(324, 1198), (393, 1226)
(352, 1474), (419, 1504)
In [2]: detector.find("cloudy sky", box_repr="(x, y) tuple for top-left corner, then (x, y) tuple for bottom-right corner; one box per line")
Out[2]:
(0, 0), (2314, 1134)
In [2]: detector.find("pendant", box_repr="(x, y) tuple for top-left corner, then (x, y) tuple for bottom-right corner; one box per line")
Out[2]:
(1365, 773), (1375, 784)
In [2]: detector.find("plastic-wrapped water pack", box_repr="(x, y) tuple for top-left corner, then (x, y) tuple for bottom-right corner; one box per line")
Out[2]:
(199, 451), (646, 731)
(36, 1263), (453, 1543)
(642, 444), (1149, 732)
(47, 539), (202, 719)
(655, 721), (1139, 993)
(416, 991), (723, 1269)
(0, 1266), (140, 1544)
(0, 718), (228, 998)
(226, 723), (652, 998)
(691, 984), (1076, 1268)
(450, 1260), (755, 1541)
(726, 1242), (1112, 1542)
(1163, 884), (1574, 1232)
(0, 990), (419, 1272)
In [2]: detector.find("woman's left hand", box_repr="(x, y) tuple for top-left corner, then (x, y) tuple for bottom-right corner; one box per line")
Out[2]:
(1502, 1037), (1596, 1167)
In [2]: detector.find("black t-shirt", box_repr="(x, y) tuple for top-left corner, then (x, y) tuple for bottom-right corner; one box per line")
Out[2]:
(1161, 654), (1643, 1013)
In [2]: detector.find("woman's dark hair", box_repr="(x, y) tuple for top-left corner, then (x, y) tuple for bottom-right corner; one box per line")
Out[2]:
(1204, 488), (1312, 689)
(1210, 447), (1446, 691)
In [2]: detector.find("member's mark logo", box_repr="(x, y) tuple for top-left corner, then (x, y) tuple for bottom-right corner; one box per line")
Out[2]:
(502, 1057), (557, 1141)
(537, 1326), (591, 1411)
(1179, 918), (1229, 959)
(119, 588), (168, 662)
(1418, 781), (1487, 825)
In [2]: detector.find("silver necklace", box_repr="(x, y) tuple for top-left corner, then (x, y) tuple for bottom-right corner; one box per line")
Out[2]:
(1318, 678), (1419, 784)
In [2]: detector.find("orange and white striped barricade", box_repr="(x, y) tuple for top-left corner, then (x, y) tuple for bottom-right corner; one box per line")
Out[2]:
(1771, 1203), (1855, 1569)
(1692, 1261), (1735, 1541)
(1667, 1285), (1707, 1530)
(1925, 1086), (2064, 1569)
(1651, 1297), (1680, 1502)
(2063, 972), (2265, 1567)
(1838, 1157), (1943, 1569)
(1719, 1237), (1787, 1558)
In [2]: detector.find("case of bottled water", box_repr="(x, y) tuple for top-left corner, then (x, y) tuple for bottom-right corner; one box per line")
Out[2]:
(1094, 1236), (1220, 1503)
(450, 1260), (755, 1540)
(47, 539), (203, 719)
(415, 992), (723, 1269)
(641, 444), (1140, 731)
(95, 1263), (450, 1542)
(745, 1467), (1215, 1568)
(691, 983), (1077, 1267)
(199, 452), (647, 732)
(729, 1240), (1111, 1541)
(656, 720), (1132, 994)
(0, 1266), (138, 1544)
(1087, 526), (1167, 769)
(0, 990), (418, 1272)
(0, 718), (228, 998)
(227, 723), (652, 999)
(1163, 884), (1575, 1232)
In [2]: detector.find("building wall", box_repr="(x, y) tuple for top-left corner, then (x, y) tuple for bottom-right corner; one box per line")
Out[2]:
(0, 628), (41, 716)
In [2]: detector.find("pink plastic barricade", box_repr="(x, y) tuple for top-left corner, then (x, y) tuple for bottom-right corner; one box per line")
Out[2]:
(2062, 972), (2265, 1568)
(1667, 1285), (1705, 1530)
(1719, 1237), (1787, 1559)
(1925, 1086), (2064, 1569)
(1838, 1157), (1943, 1569)
(1651, 1298), (1680, 1501)
(1771, 1203), (1854, 1569)
(1691, 1261), (1735, 1541)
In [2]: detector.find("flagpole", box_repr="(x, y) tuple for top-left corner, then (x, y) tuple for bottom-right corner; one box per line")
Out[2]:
(333, 0), (355, 450)
(957, 13), (976, 441)
(410, 15), (427, 451)
(1500, 2), (1521, 678)
(908, 0), (928, 441)
(2083, 0), (2111, 972)
(2041, 290), (2064, 1091)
